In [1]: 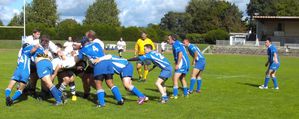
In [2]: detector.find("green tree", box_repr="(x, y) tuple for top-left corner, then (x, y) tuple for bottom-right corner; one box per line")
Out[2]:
(8, 14), (23, 26)
(0, 19), (3, 26)
(160, 12), (192, 34)
(56, 19), (81, 39)
(84, 0), (120, 26)
(26, 0), (58, 27)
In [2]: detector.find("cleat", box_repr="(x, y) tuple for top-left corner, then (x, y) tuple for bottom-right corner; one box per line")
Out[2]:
(6, 97), (13, 106)
(96, 104), (105, 108)
(188, 90), (193, 94)
(196, 90), (201, 93)
(273, 87), (279, 90)
(259, 85), (268, 89)
(160, 96), (168, 104)
(144, 96), (149, 102)
(53, 102), (63, 106)
(117, 99), (124, 105)
(137, 97), (147, 105)
(170, 95), (178, 99)
(71, 95), (77, 101)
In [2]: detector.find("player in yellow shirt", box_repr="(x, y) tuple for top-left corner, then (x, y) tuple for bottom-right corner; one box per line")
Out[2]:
(134, 32), (155, 82)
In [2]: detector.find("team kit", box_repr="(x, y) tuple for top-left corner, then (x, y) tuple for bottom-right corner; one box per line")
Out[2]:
(4, 30), (280, 107)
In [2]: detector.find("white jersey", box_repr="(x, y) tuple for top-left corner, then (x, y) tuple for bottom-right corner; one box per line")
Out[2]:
(93, 38), (104, 50)
(117, 41), (126, 50)
(22, 35), (39, 45)
(161, 42), (167, 50)
(52, 53), (76, 70)
(63, 41), (74, 55)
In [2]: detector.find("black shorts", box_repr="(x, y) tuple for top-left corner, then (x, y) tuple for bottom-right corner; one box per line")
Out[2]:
(94, 74), (113, 81)
(58, 69), (74, 78)
(73, 61), (86, 76)
(118, 49), (124, 53)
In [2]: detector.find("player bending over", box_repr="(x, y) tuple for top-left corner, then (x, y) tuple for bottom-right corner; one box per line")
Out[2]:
(167, 34), (190, 99)
(128, 44), (172, 103)
(93, 54), (148, 104)
(5, 43), (40, 106)
(183, 39), (206, 93)
(74, 37), (123, 107)
(259, 38), (280, 90)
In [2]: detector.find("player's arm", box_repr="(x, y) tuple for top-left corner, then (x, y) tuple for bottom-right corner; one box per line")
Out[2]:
(127, 57), (140, 61)
(134, 41), (139, 56)
(92, 54), (112, 64)
(273, 52), (278, 64)
(176, 52), (183, 70)
(30, 45), (40, 54)
(192, 52), (198, 66)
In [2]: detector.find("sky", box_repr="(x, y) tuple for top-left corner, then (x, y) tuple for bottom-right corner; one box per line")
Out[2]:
(0, 0), (250, 26)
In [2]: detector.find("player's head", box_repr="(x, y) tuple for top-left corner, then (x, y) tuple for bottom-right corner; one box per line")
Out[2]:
(73, 37), (82, 50)
(167, 34), (177, 45)
(144, 44), (153, 53)
(183, 38), (190, 46)
(141, 32), (147, 39)
(68, 36), (73, 42)
(87, 30), (96, 41)
(32, 29), (41, 39)
(265, 37), (272, 47)
(40, 35), (50, 49)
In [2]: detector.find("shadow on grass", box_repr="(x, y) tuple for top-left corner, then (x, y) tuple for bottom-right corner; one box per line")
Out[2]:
(236, 82), (260, 88)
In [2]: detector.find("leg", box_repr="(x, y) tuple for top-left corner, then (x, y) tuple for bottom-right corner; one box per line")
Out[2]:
(190, 68), (200, 93)
(11, 82), (26, 101)
(123, 77), (145, 98)
(5, 80), (17, 98)
(69, 76), (77, 101)
(155, 78), (168, 103)
(42, 75), (63, 104)
(136, 63), (143, 80)
(260, 69), (271, 89)
(82, 73), (91, 98)
(94, 79), (105, 107)
(172, 73), (181, 98)
(270, 71), (279, 89)
(143, 64), (149, 81)
(179, 74), (188, 96)
(196, 70), (203, 92)
(105, 78), (123, 103)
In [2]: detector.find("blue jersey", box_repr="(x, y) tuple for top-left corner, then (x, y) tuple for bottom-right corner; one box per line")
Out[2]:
(187, 44), (205, 62)
(78, 42), (105, 62)
(267, 45), (280, 64)
(18, 45), (35, 68)
(31, 47), (46, 62)
(139, 51), (172, 71)
(109, 55), (130, 74)
(172, 40), (190, 67)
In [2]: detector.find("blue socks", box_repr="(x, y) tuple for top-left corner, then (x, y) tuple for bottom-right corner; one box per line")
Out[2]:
(5, 88), (11, 97)
(97, 89), (105, 106)
(263, 76), (270, 87)
(50, 86), (62, 103)
(173, 86), (178, 96)
(130, 86), (145, 98)
(189, 78), (196, 92)
(111, 86), (122, 101)
(12, 90), (22, 101)
(183, 87), (188, 96)
(197, 79), (202, 91)
(272, 77), (278, 88)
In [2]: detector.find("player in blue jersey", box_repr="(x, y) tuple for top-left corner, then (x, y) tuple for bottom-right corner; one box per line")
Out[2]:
(167, 34), (190, 99)
(74, 37), (123, 107)
(92, 54), (148, 104)
(33, 36), (65, 105)
(5, 43), (40, 106)
(259, 38), (280, 90)
(183, 39), (206, 93)
(128, 44), (173, 103)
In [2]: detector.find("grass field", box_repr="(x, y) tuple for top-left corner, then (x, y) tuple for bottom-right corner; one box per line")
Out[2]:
(0, 41), (299, 119)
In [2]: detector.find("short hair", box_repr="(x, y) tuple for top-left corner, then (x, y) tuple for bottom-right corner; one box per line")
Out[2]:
(33, 29), (40, 34)
(144, 44), (153, 50)
(87, 30), (96, 39)
(55, 43), (63, 48)
(183, 38), (190, 41)
(141, 31), (147, 35)
(266, 37), (272, 42)
(169, 34), (178, 41)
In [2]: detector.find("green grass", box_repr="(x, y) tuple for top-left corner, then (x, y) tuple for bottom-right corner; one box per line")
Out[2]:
(0, 48), (299, 118)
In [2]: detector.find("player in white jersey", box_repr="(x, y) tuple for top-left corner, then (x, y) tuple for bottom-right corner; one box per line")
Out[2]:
(117, 37), (126, 57)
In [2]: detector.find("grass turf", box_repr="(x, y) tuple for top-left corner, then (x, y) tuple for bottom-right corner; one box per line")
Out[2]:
(0, 47), (298, 119)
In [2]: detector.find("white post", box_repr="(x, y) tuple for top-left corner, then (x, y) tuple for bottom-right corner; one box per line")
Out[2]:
(23, 0), (26, 37)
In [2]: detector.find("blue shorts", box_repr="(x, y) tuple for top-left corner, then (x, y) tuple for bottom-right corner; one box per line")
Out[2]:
(269, 63), (280, 71)
(175, 65), (189, 74)
(120, 62), (133, 78)
(11, 63), (30, 83)
(194, 60), (205, 71)
(36, 59), (53, 79)
(94, 60), (114, 77)
(159, 69), (172, 80)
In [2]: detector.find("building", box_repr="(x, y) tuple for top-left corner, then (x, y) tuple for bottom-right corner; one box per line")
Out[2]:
(254, 16), (299, 46)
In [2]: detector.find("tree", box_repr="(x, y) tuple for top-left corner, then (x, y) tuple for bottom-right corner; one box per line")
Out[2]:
(160, 12), (192, 34)
(26, 0), (59, 27)
(0, 19), (3, 26)
(8, 13), (23, 26)
(56, 19), (81, 39)
(84, 0), (120, 26)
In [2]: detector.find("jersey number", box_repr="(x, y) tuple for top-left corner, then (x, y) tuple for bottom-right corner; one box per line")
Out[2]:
(92, 46), (99, 52)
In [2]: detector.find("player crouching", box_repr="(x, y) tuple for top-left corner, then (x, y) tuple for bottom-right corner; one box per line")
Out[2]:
(128, 44), (172, 103)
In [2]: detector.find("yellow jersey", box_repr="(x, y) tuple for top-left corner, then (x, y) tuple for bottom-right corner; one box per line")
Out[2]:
(135, 38), (155, 55)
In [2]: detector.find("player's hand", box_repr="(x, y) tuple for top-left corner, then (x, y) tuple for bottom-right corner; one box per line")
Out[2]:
(71, 51), (76, 56)
(175, 65), (179, 70)
(92, 58), (100, 64)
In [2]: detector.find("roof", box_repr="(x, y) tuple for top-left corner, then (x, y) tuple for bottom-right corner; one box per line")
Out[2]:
(253, 16), (299, 20)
